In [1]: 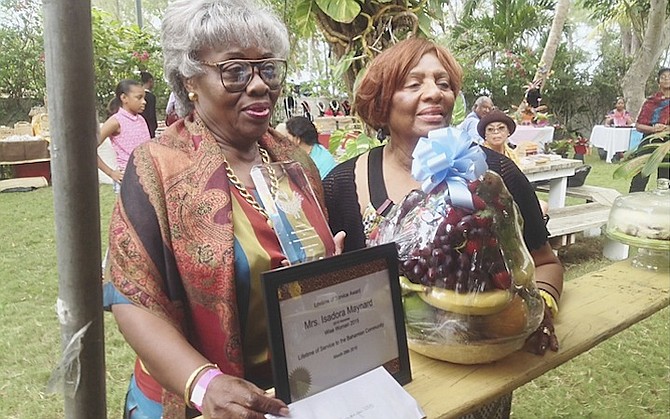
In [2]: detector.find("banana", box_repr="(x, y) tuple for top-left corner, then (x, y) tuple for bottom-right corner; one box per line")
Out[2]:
(418, 287), (512, 315)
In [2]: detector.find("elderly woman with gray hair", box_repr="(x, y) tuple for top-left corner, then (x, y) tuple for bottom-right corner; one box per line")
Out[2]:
(105, 0), (337, 417)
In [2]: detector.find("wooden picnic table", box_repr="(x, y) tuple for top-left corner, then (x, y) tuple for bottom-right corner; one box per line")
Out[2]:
(404, 260), (669, 418)
(194, 260), (666, 419)
(521, 157), (582, 209)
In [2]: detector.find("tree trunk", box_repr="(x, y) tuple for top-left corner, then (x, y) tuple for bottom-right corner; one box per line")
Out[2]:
(621, 0), (670, 117)
(631, 31), (642, 55)
(533, 0), (571, 89)
(620, 22), (632, 57)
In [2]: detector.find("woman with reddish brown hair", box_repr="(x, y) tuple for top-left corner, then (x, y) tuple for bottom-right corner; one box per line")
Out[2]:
(324, 37), (463, 251)
(354, 38), (463, 136)
(323, 37), (563, 418)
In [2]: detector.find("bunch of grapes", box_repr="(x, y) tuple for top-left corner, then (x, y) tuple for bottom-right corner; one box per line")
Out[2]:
(398, 182), (512, 294)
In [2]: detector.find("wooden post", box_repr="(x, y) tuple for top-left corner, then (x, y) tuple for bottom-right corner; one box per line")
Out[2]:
(43, 0), (107, 417)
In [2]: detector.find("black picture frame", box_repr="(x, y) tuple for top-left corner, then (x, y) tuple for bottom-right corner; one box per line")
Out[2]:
(261, 243), (411, 403)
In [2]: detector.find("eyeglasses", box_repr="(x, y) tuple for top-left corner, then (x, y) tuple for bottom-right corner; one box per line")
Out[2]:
(660, 74), (670, 81)
(485, 125), (508, 134)
(199, 58), (287, 92)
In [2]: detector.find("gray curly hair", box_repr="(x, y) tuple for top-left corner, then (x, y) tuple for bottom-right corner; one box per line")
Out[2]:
(161, 0), (290, 117)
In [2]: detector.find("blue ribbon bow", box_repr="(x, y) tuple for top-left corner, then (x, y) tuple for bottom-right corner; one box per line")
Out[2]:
(411, 127), (488, 209)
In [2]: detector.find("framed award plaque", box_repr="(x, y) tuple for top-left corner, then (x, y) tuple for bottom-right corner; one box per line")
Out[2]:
(261, 243), (411, 403)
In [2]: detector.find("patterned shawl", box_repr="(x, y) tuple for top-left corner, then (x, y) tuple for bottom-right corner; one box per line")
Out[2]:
(109, 112), (324, 417)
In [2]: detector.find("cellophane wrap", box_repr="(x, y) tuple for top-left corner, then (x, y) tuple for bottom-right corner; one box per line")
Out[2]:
(251, 161), (335, 265)
(369, 127), (544, 364)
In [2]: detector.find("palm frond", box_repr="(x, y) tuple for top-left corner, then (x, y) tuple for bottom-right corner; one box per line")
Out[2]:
(641, 140), (670, 177)
(613, 134), (670, 179)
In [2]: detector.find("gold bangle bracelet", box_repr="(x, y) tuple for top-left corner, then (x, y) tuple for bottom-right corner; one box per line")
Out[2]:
(539, 289), (559, 317)
(184, 363), (217, 409)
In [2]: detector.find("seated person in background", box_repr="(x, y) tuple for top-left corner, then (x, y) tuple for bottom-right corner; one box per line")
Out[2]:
(479, 110), (549, 214)
(285, 116), (337, 178)
(478, 109), (521, 166)
(629, 67), (670, 192)
(605, 97), (633, 126)
(457, 95), (494, 144)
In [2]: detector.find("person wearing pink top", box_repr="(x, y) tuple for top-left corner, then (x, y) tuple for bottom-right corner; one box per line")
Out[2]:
(605, 97), (634, 127)
(97, 79), (151, 192)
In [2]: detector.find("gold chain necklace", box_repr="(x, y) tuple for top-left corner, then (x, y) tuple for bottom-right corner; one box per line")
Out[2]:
(222, 146), (277, 222)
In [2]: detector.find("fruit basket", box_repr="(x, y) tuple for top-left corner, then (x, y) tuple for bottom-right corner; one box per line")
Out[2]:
(370, 128), (544, 364)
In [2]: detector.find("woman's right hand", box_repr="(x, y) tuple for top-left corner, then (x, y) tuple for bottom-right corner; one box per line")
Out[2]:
(109, 169), (124, 184)
(201, 374), (289, 418)
(524, 303), (559, 355)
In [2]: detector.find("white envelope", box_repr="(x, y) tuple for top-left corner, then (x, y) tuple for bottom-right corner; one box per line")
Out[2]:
(265, 366), (425, 419)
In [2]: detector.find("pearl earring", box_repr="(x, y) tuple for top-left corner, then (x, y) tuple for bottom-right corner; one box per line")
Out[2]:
(188, 92), (198, 102)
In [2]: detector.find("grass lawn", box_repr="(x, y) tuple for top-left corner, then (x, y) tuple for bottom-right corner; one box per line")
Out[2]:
(0, 150), (667, 418)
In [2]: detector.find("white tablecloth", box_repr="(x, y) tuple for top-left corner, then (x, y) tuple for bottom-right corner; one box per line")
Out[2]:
(508, 125), (554, 150)
(589, 125), (632, 163)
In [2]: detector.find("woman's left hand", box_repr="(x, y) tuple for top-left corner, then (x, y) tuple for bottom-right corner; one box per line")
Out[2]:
(201, 374), (289, 418)
(333, 231), (346, 255)
(280, 231), (347, 267)
(524, 303), (559, 355)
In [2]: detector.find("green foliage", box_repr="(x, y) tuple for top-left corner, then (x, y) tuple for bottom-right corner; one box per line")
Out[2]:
(583, 28), (632, 124)
(451, 93), (467, 126)
(328, 128), (382, 163)
(315, 0), (361, 23)
(546, 138), (573, 155)
(292, 0), (318, 35)
(0, 0), (664, 136)
(91, 8), (165, 117)
(450, 0), (553, 64)
(91, 0), (168, 31)
(578, 0), (670, 39)
(456, 48), (541, 111)
(285, 0), (438, 94)
(0, 0), (46, 101)
(0, 1), (167, 123)
(614, 134), (670, 179)
(540, 44), (593, 130)
(449, 5), (630, 136)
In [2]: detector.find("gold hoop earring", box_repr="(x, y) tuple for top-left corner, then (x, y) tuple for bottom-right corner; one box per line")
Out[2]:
(188, 92), (198, 102)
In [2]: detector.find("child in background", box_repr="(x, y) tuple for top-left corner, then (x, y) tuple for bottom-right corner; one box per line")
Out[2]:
(97, 79), (151, 193)
(605, 97), (634, 127)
